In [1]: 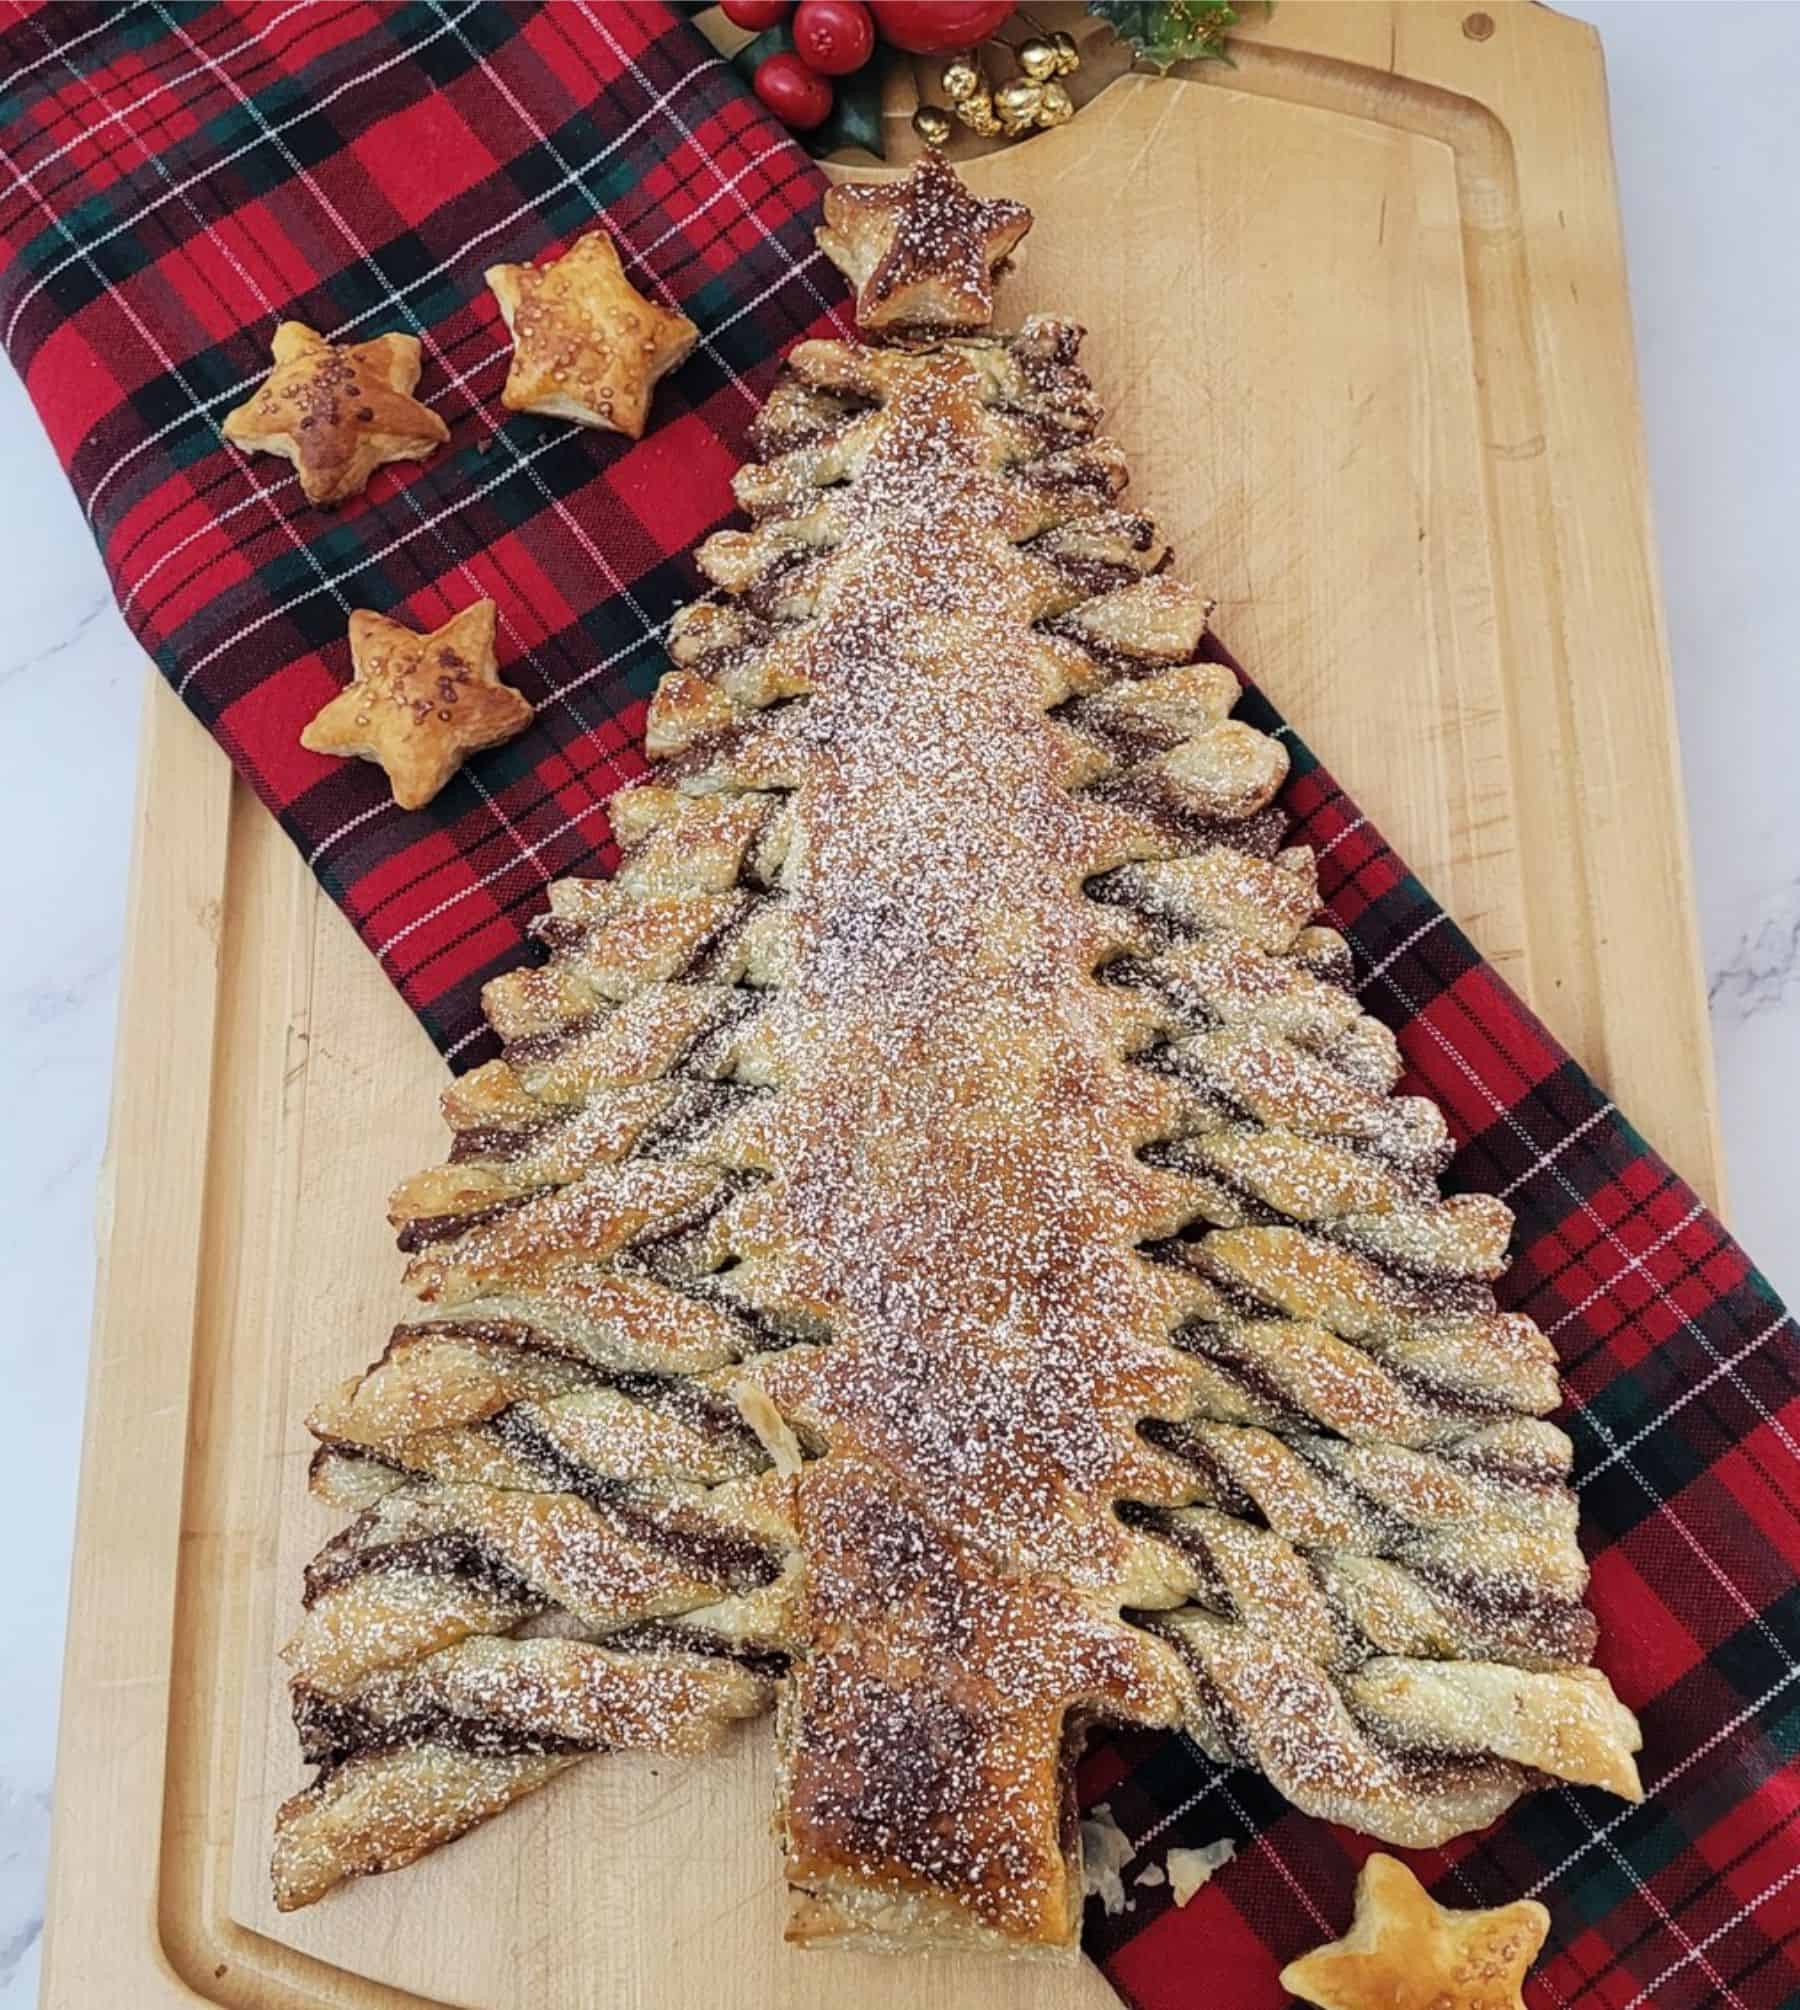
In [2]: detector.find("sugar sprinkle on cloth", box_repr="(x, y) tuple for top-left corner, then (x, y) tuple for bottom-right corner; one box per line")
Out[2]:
(0, 5), (1796, 2004)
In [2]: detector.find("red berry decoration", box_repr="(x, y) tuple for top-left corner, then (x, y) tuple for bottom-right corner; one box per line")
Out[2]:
(719, 0), (791, 27)
(867, 0), (1013, 54)
(792, 0), (875, 75)
(754, 50), (835, 129)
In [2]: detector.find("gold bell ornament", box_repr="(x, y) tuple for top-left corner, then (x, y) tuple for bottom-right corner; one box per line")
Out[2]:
(911, 103), (953, 147)
(1036, 79), (1074, 127)
(940, 52), (983, 103)
(994, 76), (1043, 133)
(1050, 29), (1081, 75)
(1017, 36), (1058, 82)
(955, 86), (1001, 136)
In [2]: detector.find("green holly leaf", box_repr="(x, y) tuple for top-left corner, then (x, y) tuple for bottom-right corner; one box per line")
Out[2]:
(1086, 1), (1249, 70)
(813, 50), (886, 160)
(726, 23), (789, 89)
(727, 24), (888, 160)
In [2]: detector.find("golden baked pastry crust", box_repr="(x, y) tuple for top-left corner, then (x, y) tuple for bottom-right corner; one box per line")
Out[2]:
(221, 320), (449, 506)
(1281, 1853), (1551, 2010)
(273, 163), (1640, 1953)
(301, 602), (531, 810)
(485, 229), (698, 436)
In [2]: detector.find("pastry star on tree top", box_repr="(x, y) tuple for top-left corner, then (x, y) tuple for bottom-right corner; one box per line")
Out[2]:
(485, 230), (699, 438)
(816, 149), (1032, 335)
(222, 321), (449, 507)
(1281, 1854), (1552, 2010)
(301, 602), (531, 811)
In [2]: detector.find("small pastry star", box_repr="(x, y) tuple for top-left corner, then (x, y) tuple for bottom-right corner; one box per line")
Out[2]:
(485, 229), (698, 438)
(1281, 1855), (1551, 2010)
(301, 602), (531, 811)
(816, 149), (1032, 335)
(222, 321), (449, 507)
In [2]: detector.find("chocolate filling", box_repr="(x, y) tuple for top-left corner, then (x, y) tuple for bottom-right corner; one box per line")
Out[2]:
(652, 716), (768, 787)
(603, 1619), (791, 1681)
(669, 987), (768, 1080)
(1131, 1236), (1280, 1324)
(1057, 702), (1187, 765)
(1437, 1440), (1569, 1488)
(751, 391), (870, 459)
(1128, 1041), (1258, 1125)
(1085, 776), (1289, 859)
(1040, 552), (1149, 599)
(1138, 1147), (1287, 1231)
(1136, 1419), (1262, 1521)
(302, 1527), (542, 1611)
(1137, 1622), (1255, 1768)
(1294, 932), (1356, 988)
(1024, 456), (1124, 508)
(448, 1119), (550, 1166)
(630, 1079), (763, 1156)
(366, 1318), (770, 1454)
(498, 978), (766, 1079)
(600, 1369), (768, 1453)
(1143, 1141), (1495, 1294)
(681, 892), (764, 983)
(671, 1269), (822, 1355)
(745, 547), (825, 621)
(1178, 1236), (1489, 1325)
(1167, 1324), (1315, 1432)
(614, 1172), (752, 1286)
(1082, 844), (1289, 926)
(446, 1080), (746, 1169)
(1056, 1713), (1088, 1866)
(500, 1010), (611, 1071)
(381, 1317), (589, 1372)
(1117, 1501), (1236, 1616)
(532, 914), (591, 956)
(1364, 1730), (1526, 1800)
(307, 1436), (412, 1487)
(395, 1190), (535, 1254)
(294, 1684), (597, 1774)
(1306, 1208), (1506, 1291)
(1407, 1564), (1598, 1664)
(484, 1407), (783, 1591)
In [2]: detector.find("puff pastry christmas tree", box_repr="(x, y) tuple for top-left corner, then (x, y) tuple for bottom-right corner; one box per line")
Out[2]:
(274, 156), (1640, 1955)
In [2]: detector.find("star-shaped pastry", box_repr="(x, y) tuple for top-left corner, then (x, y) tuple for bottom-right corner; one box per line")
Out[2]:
(301, 602), (531, 811)
(222, 321), (449, 507)
(485, 229), (699, 437)
(816, 149), (1032, 334)
(1281, 1855), (1551, 2010)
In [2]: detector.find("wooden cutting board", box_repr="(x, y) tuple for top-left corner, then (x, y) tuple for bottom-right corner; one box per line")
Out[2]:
(40, 7), (1722, 2006)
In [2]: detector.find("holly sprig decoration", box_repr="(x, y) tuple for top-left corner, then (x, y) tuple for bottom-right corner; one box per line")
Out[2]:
(728, 20), (888, 156)
(717, 1), (1020, 157)
(1086, 1), (1259, 70)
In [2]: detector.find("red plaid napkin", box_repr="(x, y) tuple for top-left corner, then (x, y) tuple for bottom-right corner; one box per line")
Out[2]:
(3, 5), (1796, 2004)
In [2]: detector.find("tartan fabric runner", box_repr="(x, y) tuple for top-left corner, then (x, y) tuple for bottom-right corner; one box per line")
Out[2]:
(2, 4), (1796, 2005)
(0, 0), (850, 1064)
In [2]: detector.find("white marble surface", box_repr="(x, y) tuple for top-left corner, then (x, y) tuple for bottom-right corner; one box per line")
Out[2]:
(1, 9), (1798, 2002)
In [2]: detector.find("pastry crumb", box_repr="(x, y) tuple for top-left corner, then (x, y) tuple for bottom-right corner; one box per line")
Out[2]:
(1080, 1804), (1137, 1917)
(1167, 1838), (1236, 1907)
(732, 1379), (803, 1474)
